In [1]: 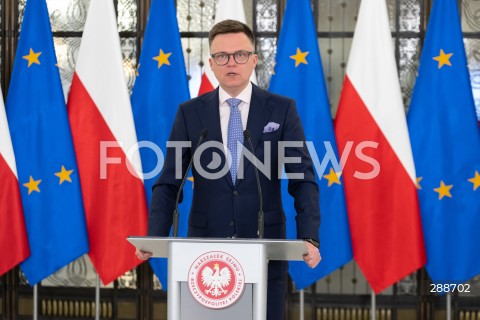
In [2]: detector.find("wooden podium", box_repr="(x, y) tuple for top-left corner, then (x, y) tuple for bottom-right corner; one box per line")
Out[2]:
(128, 237), (307, 320)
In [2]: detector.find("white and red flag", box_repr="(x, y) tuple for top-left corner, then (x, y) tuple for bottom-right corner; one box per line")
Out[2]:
(0, 88), (29, 276)
(334, 0), (426, 293)
(197, 0), (257, 95)
(67, 0), (148, 284)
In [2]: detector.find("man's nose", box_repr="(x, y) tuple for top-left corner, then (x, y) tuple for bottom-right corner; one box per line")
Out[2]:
(226, 55), (237, 67)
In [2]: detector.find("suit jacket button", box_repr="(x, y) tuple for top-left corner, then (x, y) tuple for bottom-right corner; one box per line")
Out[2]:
(233, 191), (238, 196)
(229, 221), (234, 226)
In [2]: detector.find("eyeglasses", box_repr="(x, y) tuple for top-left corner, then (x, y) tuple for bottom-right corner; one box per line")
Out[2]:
(210, 50), (255, 66)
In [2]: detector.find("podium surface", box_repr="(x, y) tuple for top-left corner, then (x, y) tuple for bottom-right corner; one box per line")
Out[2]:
(128, 237), (307, 320)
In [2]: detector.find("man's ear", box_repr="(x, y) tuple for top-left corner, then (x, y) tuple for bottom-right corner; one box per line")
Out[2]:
(252, 54), (259, 67)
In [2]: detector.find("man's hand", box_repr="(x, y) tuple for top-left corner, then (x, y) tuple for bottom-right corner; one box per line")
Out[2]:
(136, 249), (152, 260)
(303, 241), (321, 268)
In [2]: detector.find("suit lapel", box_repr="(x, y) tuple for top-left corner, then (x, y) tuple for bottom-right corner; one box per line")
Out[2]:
(197, 88), (222, 144)
(241, 85), (274, 182)
(246, 85), (274, 151)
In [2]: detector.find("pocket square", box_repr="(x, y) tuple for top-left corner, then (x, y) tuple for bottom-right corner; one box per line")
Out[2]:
(263, 122), (280, 133)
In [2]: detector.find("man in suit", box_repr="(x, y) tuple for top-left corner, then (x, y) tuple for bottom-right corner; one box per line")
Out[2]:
(137, 19), (321, 320)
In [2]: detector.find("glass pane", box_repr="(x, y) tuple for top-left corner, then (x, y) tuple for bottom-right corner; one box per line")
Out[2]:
(54, 37), (81, 99)
(117, 270), (137, 289)
(177, 0), (254, 32)
(399, 38), (421, 109)
(319, 37), (352, 118)
(121, 37), (137, 94)
(256, 37), (276, 90)
(41, 256), (109, 288)
(18, 0), (25, 28)
(315, 261), (372, 295)
(465, 38), (480, 121)
(317, 0), (360, 33)
(399, 0), (421, 32)
(462, 0), (480, 33)
(54, 36), (137, 99)
(183, 37), (208, 97)
(256, 0), (277, 32)
(177, 0), (215, 32)
(397, 273), (418, 295)
(153, 273), (163, 290)
(21, 0), (138, 32)
(19, 0), (90, 32)
(118, 0), (137, 31)
(387, 0), (396, 32)
(40, 255), (138, 289)
(466, 276), (480, 296)
(243, 0), (254, 28)
(19, 270), (28, 286)
(317, 0), (397, 33)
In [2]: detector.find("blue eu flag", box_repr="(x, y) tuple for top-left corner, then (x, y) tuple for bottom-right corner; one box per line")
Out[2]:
(268, 0), (352, 289)
(407, 0), (480, 284)
(131, 0), (190, 289)
(6, 0), (89, 285)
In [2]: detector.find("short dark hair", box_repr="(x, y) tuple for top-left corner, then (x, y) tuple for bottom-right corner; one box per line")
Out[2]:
(208, 19), (255, 47)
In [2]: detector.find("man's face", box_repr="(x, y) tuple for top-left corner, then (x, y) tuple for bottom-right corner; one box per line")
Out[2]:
(209, 32), (258, 97)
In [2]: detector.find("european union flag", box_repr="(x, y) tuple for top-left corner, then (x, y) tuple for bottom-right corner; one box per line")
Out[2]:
(407, 0), (480, 285)
(268, 0), (352, 289)
(131, 0), (190, 289)
(5, 0), (89, 285)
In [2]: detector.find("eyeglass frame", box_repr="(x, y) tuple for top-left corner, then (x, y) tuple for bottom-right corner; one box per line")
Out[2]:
(210, 50), (256, 66)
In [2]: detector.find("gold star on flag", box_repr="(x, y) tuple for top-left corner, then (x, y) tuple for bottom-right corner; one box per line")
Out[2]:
(433, 49), (453, 69)
(187, 176), (194, 189)
(290, 48), (309, 67)
(434, 180), (453, 200)
(271, 62), (276, 75)
(55, 165), (74, 184)
(416, 177), (423, 190)
(23, 176), (41, 195)
(23, 48), (42, 67)
(153, 49), (171, 68)
(468, 171), (480, 191)
(323, 168), (341, 187)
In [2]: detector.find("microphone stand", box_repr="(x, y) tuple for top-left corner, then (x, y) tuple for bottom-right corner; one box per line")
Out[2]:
(172, 129), (208, 237)
(244, 130), (264, 239)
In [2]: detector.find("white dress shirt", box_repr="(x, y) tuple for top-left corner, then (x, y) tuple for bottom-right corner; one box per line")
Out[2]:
(218, 82), (252, 149)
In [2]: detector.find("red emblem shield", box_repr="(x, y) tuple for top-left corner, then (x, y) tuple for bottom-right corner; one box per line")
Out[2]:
(188, 251), (245, 309)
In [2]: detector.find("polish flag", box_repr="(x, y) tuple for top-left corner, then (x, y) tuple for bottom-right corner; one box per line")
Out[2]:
(67, 0), (148, 285)
(197, 0), (257, 95)
(334, 0), (426, 293)
(0, 89), (29, 276)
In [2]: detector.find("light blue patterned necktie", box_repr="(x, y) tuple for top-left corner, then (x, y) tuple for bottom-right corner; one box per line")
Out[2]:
(226, 98), (244, 184)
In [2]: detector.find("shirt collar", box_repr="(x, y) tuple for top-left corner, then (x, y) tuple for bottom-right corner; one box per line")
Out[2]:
(219, 82), (252, 105)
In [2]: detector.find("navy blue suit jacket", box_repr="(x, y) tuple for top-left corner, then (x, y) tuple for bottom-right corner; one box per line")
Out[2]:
(148, 84), (320, 241)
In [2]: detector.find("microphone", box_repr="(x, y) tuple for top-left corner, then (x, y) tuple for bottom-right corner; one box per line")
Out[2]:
(243, 129), (264, 239)
(172, 128), (208, 237)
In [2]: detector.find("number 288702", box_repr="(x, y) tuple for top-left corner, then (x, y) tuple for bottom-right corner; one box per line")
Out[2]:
(430, 283), (470, 293)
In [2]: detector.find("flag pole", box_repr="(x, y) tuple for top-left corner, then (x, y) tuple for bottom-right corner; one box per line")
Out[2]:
(299, 289), (305, 320)
(95, 275), (100, 320)
(370, 290), (376, 320)
(446, 292), (451, 320)
(33, 284), (38, 320)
